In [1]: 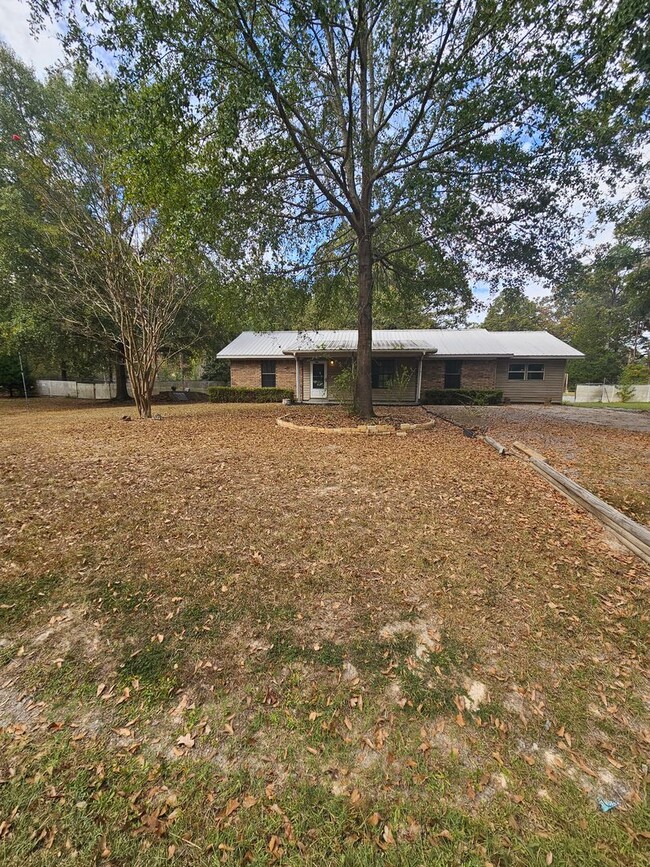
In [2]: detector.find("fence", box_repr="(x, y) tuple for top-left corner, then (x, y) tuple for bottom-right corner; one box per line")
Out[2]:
(35, 379), (221, 400)
(574, 384), (650, 403)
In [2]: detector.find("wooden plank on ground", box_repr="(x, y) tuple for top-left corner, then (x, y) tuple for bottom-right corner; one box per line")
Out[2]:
(526, 456), (650, 564)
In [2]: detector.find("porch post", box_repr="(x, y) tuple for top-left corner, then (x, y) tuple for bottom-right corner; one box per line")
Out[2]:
(416, 354), (424, 403)
(293, 354), (301, 403)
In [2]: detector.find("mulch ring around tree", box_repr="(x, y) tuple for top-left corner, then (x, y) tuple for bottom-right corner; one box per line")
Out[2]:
(277, 404), (434, 434)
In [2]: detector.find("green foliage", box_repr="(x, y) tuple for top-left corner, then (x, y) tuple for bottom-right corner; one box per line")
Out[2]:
(556, 202), (650, 386)
(386, 364), (415, 394)
(329, 361), (355, 410)
(207, 386), (293, 403)
(616, 383), (635, 403)
(0, 353), (33, 396)
(620, 360), (650, 384)
(421, 389), (503, 406)
(201, 356), (232, 385)
(483, 289), (553, 332)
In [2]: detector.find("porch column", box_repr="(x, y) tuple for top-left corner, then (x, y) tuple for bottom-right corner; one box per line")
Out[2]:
(416, 354), (424, 403)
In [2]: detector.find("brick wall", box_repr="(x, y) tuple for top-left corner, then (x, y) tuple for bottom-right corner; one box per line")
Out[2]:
(229, 359), (295, 391)
(421, 359), (497, 391)
(462, 359), (497, 389)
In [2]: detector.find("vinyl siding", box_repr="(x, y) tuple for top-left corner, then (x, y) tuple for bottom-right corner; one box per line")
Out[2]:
(496, 358), (566, 403)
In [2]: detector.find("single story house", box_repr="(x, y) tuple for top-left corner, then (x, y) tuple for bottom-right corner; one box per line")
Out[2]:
(216, 329), (584, 404)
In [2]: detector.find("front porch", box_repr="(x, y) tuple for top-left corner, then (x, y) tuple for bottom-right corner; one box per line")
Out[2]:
(294, 355), (422, 404)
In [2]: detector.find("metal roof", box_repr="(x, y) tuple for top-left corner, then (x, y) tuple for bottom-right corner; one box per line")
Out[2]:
(217, 329), (583, 359)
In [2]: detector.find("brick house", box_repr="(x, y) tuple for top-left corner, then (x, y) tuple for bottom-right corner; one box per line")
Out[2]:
(217, 329), (583, 404)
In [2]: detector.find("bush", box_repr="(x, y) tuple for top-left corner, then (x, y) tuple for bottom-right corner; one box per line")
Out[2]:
(616, 383), (635, 403)
(421, 388), (503, 406)
(207, 386), (294, 403)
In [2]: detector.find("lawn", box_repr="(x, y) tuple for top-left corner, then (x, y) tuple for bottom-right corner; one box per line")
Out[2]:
(0, 399), (648, 865)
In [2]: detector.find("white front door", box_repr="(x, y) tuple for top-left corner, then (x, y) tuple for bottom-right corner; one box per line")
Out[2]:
(311, 360), (327, 399)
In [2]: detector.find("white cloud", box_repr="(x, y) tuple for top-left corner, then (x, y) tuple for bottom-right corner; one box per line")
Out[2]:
(0, 0), (63, 73)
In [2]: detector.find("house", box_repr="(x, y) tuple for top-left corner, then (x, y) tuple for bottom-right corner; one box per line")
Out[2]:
(216, 329), (584, 404)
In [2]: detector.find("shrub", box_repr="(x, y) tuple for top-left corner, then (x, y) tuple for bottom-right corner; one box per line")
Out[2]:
(421, 388), (503, 406)
(329, 362), (355, 410)
(616, 383), (635, 403)
(207, 386), (293, 403)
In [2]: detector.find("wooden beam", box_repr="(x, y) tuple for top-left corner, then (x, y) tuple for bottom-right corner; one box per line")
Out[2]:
(482, 435), (506, 456)
(512, 440), (547, 462)
(526, 457), (650, 564)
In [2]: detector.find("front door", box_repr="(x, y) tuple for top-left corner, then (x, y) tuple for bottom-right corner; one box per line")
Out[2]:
(311, 360), (327, 399)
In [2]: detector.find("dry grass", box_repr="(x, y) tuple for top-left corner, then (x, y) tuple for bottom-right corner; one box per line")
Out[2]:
(0, 398), (648, 865)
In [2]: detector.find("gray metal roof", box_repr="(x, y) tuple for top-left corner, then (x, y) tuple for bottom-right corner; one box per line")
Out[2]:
(217, 329), (583, 359)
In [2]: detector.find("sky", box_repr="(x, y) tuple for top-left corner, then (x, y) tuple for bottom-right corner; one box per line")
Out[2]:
(0, 0), (63, 73)
(1, 2), (639, 324)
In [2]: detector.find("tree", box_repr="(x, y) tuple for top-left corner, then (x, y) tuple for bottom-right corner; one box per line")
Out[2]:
(483, 288), (553, 332)
(1, 49), (210, 418)
(0, 352), (32, 397)
(552, 196), (650, 386)
(34, 0), (648, 417)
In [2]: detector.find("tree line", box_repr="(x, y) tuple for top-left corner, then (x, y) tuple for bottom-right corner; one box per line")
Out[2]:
(1, 1), (648, 415)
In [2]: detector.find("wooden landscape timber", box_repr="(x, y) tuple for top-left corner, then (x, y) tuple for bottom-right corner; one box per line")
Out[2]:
(482, 434), (507, 456)
(511, 444), (650, 565)
(511, 440), (548, 462)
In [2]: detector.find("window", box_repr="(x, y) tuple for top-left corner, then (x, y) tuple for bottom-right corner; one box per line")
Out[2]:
(508, 363), (526, 380)
(261, 360), (276, 387)
(508, 363), (545, 381)
(371, 358), (396, 389)
(444, 360), (462, 389)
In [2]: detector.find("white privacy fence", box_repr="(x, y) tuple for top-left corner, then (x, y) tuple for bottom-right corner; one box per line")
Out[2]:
(574, 384), (650, 402)
(35, 379), (221, 400)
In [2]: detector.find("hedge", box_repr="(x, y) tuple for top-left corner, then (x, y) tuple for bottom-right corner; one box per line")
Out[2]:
(207, 386), (294, 403)
(421, 388), (503, 406)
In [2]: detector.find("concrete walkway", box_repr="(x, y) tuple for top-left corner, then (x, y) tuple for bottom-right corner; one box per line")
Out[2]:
(432, 404), (650, 434)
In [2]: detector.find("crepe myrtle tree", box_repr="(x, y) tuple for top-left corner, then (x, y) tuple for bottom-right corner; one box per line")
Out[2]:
(3, 57), (201, 419)
(35, 0), (649, 417)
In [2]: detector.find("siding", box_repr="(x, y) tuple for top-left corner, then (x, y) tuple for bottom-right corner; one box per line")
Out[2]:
(496, 358), (566, 403)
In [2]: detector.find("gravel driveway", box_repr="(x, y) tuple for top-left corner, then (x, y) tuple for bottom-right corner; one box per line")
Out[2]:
(430, 403), (650, 434)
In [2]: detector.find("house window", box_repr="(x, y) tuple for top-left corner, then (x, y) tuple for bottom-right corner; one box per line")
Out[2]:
(261, 360), (276, 387)
(371, 358), (396, 389)
(526, 363), (545, 380)
(508, 363), (526, 380)
(444, 360), (462, 389)
(508, 363), (544, 381)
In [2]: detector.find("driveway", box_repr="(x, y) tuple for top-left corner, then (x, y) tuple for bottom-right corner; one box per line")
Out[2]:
(430, 403), (650, 434)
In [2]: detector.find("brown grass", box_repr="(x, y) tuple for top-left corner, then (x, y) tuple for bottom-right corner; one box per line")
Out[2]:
(0, 398), (648, 865)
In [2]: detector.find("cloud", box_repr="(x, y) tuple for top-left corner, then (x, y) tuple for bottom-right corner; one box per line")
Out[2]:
(0, 0), (63, 74)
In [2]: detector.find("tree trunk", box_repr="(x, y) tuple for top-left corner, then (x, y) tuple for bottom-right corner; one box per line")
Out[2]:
(354, 232), (374, 419)
(61, 361), (68, 381)
(122, 345), (156, 419)
(114, 344), (129, 401)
